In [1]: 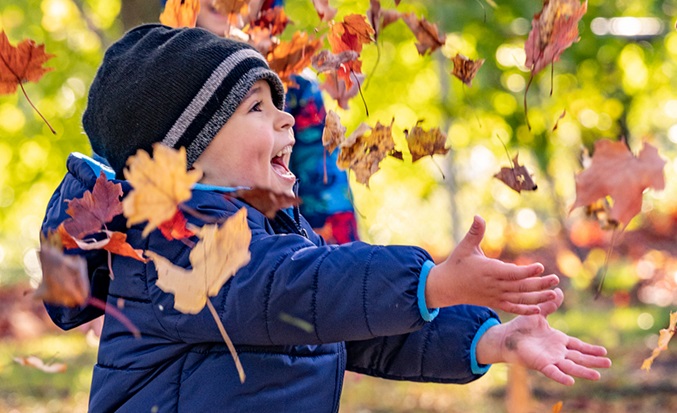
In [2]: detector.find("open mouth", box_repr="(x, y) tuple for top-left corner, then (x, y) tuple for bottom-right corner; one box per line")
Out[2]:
(271, 145), (295, 179)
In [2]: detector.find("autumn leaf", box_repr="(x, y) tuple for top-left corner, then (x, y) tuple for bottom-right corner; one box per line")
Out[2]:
(404, 123), (449, 162)
(336, 120), (395, 186)
(212, 0), (248, 17)
(570, 140), (666, 227)
(312, 50), (360, 73)
(158, 210), (195, 241)
(328, 14), (375, 89)
(367, 0), (401, 41)
(0, 31), (55, 133)
(229, 187), (301, 219)
(320, 70), (364, 110)
(63, 172), (123, 239)
(14, 355), (67, 374)
(250, 6), (289, 36)
(35, 233), (89, 308)
(123, 144), (203, 237)
(450, 53), (485, 86)
(322, 110), (347, 154)
(552, 401), (564, 413)
(267, 31), (322, 88)
(160, 0), (200, 28)
(494, 154), (538, 193)
(525, 0), (587, 76)
(400, 13), (446, 56)
(311, 0), (337, 21)
(642, 311), (677, 371)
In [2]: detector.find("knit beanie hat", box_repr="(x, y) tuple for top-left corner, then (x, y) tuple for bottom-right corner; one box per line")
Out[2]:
(83, 24), (285, 177)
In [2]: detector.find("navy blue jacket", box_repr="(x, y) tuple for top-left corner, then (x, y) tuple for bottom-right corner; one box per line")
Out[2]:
(42, 154), (499, 412)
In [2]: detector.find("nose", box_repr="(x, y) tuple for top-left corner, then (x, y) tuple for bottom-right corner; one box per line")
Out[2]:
(276, 108), (295, 130)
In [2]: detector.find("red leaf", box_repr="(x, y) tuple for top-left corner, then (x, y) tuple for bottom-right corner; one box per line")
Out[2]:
(63, 172), (123, 238)
(158, 210), (195, 241)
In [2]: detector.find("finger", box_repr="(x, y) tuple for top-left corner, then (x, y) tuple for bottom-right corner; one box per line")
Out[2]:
(501, 290), (558, 306)
(498, 302), (541, 316)
(541, 364), (575, 386)
(499, 263), (546, 281)
(566, 337), (610, 358)
(499, 275), (559, 293)
(539, 287), (564, 317)
(556, 359), (602, 381)
(565, 350), (613, 369)
(456, 215), (486, 254)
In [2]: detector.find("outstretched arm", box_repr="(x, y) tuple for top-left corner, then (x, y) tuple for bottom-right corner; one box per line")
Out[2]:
(475, 288), (612, 385)
(425, 215), (559, 315)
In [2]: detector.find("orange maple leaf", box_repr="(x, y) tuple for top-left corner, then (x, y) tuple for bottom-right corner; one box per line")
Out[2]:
(160, 0), (200, 29)
(328, 14), (374, 89)
(570, 140), (666, 227)
(400, 13), (446, 56)
(251, 6), (289, 36)
(0, 31), (55, 133)
(267, 31), (322, 88)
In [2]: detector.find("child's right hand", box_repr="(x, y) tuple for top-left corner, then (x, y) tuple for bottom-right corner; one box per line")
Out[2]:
(425, 215), (559, 315)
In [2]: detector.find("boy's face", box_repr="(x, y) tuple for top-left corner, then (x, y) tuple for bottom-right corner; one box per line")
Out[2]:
(194, 80), (296, 196)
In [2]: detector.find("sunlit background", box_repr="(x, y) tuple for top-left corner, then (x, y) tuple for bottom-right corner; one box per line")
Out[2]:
(1, 0), (676, 412)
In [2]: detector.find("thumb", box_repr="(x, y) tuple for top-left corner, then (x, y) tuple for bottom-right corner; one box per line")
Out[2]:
(457, 215), (486, 252)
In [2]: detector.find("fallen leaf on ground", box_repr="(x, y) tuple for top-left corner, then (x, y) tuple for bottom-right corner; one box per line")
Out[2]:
(400, 13), (446, 55)
(570, 140), (665, 227)
(123, 144), (202, 237)
(160, 0), (200, 28)
(494, 154), (538, 193)
(14, 356), (67, 374)
(642, 311), (677, 371)
(450, 53), (484, 86)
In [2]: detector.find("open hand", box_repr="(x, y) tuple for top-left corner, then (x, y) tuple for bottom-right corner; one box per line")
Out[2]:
(477, 289), (612, 385)
(426, 215), (559, 315)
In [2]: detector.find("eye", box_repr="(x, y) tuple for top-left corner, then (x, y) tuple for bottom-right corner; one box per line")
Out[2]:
(249, 100), (262, 113)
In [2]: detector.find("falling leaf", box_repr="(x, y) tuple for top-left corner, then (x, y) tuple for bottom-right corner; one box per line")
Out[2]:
(59, 224), (147, 264)
(328, 14), (375, 89)
(494, 154), (538, 193)
(367, 0), (401, 41)
(158, 210), (195, 241)
(149, 207), (251, 314)
(0, 31), (55, 133)
(570, 140), (666, 227)
(320, 70), (364, 110)
(160, 0), (200, 29)
(35, 234), (89, 308)
(400, 13), (446, 56)
(228, 187), (301, 219)
(212, 0), (248, 17)
(63, 173), (123, 239)
(525, 0), (588, 76)
(642, 311), (677, 371)
(311, 0), (337, 21)
(450, 53), (485, 86)
(14, 355), (67, 374)
(404, 123), (449, 162)
(337, 120), (395, 186)
(123, 145), (203, 237)
(267, 31), (322, 88)
(322, 110), (347, 154)
(250, 6), (289, 36)
(552, 401), (564, 413)
(312, 50), (360, 73)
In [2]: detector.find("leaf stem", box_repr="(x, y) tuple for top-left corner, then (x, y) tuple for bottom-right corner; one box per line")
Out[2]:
(86, 296), (140, 338)
(206, 299), (246, 383)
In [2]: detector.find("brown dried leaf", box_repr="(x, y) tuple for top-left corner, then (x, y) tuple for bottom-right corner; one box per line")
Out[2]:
(642, 311), (677, 371)
(229, 187), (301, 219)
(450, 53), (485, 87)
(367, 0), (401, 41)
(337, 120), (395, 186)
(405, 124), (449, 162)
(320, 70), (364, 110)
(312, 50), (360, 73)
(494, 154), (538, 193)
(63, 172), (123, 239)
(570, 140), (666, 226)
(322, 110), (347, 154)
(400, 13), (446, 56)
(35, 236), (89, 308)
(14, 356), (67, 374)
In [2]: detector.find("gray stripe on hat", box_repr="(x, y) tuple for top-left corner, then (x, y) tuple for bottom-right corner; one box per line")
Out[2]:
(185, 67), (277, 165)
(162, 48), (267, 148)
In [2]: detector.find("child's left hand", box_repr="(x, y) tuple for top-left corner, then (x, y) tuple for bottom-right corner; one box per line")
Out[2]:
(475, 288), (612, 385)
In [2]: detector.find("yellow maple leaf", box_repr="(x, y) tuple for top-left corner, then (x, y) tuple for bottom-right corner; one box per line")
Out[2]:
(123, 144), (202, 237)
(405, 123), (449, 162)
(337, 119), (394, 186)
(642, 311), (677, 371)
(159, 0), (200, 28)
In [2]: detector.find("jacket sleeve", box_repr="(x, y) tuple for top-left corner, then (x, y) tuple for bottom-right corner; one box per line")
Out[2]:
(141, 205), (434, 346)
(345, 305), (500, 384)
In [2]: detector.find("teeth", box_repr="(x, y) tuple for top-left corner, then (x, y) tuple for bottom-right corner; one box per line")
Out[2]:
(275, 146), (292, 158)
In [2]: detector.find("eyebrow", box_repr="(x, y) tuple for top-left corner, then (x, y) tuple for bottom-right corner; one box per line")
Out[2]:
(244, 85), (262, 100)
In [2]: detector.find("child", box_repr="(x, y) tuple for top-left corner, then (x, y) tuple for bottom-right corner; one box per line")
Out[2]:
(41, 25), (610, 412)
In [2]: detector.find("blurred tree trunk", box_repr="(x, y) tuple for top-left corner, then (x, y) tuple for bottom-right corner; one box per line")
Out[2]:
(120, 0), (162, 31)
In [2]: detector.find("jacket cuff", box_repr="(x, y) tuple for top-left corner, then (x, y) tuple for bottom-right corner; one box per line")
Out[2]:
(470, 317), (501, 374)
(417, 260), (440, 322)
